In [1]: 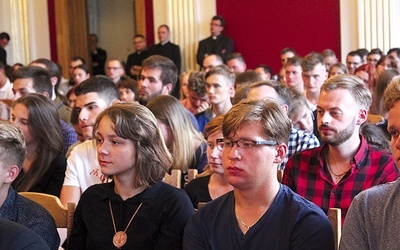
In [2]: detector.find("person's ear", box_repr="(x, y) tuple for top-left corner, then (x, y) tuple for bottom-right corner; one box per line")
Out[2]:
(273, 144), (287, 164)
(162, 83), (173, 95)
(356, 109), (368, 125)
(4, 165), (20, 184)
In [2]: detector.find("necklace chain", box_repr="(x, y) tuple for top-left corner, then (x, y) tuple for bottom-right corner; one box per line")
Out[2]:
(326, 151), (350, 182)
(109, 201), (143, 234)
(236, 212), (264, 234)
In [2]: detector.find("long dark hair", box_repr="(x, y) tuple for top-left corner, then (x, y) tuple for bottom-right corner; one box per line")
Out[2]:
(12, 94), (63, 191)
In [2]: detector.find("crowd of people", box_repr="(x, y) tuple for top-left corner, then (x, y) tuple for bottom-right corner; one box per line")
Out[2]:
(0, 14), (400, 249)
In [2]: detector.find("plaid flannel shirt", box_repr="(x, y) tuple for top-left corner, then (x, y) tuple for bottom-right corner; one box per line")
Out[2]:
(283, 135), (399, 224)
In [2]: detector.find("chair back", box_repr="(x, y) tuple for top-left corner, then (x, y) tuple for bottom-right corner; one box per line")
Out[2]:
(327, 208), (341, 250)
(277, 169), (284, 183)
(163, 169), (182, 188)
(19, 192), (76, 242)
(187, 169), (198, 183)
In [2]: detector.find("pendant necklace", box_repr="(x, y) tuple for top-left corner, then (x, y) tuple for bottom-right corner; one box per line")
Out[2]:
(109, 200), (143, 249)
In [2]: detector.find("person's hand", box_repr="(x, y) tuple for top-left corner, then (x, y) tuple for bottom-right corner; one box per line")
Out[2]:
(197, 101), (210, 113)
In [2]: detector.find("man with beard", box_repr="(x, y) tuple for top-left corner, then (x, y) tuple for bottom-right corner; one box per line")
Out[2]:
(138, 55), (177, 105)
(283, 74), (399, 224)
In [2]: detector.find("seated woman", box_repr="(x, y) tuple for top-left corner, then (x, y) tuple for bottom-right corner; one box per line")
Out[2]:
(184, 115), (233, 208)
(147, 95), (207, 187)
(68, 103), (193, 249)
(328, 62), (348, 78)
(11, 93), (66, 197)
(117, 78), (139, 103)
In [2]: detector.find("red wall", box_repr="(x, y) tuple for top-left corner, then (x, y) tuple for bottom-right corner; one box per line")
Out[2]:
(216, 0), (341, 74)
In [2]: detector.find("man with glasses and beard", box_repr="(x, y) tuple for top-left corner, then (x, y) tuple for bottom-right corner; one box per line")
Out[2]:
(283, 74), (399, 224)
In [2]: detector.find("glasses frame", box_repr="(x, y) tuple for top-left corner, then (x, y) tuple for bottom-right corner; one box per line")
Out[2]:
(222, 138), (278, 149)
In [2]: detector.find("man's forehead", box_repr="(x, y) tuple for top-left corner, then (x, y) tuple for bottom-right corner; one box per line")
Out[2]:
(248, 85), (278, 100)
(142, 67), (162, 77)
(13, 78), (34, 89)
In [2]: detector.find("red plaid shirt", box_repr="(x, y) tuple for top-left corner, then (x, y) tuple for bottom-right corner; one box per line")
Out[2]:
(283, 135), (399, 224)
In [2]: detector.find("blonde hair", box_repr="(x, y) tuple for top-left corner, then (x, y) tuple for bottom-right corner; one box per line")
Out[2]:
(147, 95), (205, 171)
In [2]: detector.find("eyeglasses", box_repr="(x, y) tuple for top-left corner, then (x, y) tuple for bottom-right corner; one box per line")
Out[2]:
(207, 138), (225, 151)
(222, 138), (278, 149)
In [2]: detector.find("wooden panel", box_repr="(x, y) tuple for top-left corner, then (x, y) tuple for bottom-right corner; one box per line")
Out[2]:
(54, 0), (90, 79)
(135, 0), (146, 36)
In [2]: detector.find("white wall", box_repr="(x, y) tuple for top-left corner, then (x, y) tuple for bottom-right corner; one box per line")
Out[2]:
(0, 0), (50, 66)
(96, 0), (135, 63)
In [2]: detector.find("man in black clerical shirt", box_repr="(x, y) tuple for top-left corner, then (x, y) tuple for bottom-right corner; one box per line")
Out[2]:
(196, 15), (234, 68)
(148, 25), (181, 98)
(126, 34), (149, 79)
(89, 34), (107, 76)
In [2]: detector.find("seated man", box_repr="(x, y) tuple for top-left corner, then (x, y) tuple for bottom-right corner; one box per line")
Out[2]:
(181, 71), (209, 115)
(184, 99), (334, 249)
(60, 76), (120, 207)
(339, 77), (400, 249)
(283, 74), (399, 223)
(202, 54), (224, 73)
(226, 52), (247, 73)
(0, 120), (59, 249)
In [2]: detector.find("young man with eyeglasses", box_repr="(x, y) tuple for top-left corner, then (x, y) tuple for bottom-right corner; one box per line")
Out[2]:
(196, 15), (234, 68)
(283, 74), (399, 224)
(184, 99), (334, 249)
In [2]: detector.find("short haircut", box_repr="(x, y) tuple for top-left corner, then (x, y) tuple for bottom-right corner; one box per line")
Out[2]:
(250, 80), (292, 111)
(0, 120), (26, 169)
(347, 51), (362, 60)
(89, 34), (98, 41)
(94, 103), (172, 187)
(369, 48), (383, 56)
(301, 52), (325, 72)
(188, 71), (207, 96)
(205, 64), (236, 86)
(223, 99), (291, 145)
(233, 83), (251, 105)
(226, 52), (245, 64)
(11, 66), (53, 95)
(320, 74), (372, 110)
(134, 34), (146, 40)
(117, 78), (138, 100)
(387, 48), (400, 59)
(142, 55), (178, 88)
(159, 24), (170, 32)
(212, 15), (225, 27)
(322, 49), (336, 58)
(74, 75), (120, 105)
(203, 54), (224, 65)
(356, 48), (369, 59)
(236, 70), (260, 85)
(281, 47), (297, 56)
(30, 58), (62, 85)
(384, 76), (400, 110)
(285, 55), (303, 67)
(0, 32), (10, 41)
(71, 56), (86, 65)
(255, 64), (272, 75)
